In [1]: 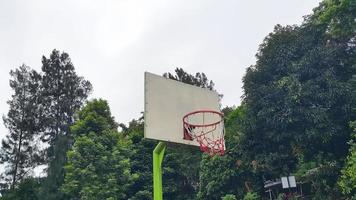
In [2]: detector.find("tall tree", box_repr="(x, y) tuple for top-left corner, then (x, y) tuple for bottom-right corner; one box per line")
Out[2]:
(338, 70), (356, 198)
(39, 49), (92, 199)
(240, 0), (355, 197)
(0, 65), (42, 190)
(62, 99), (136, 199)
(40, 49), (92, 144)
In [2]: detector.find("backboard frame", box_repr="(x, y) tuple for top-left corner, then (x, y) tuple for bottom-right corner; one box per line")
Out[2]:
(144, 72), (223, 147)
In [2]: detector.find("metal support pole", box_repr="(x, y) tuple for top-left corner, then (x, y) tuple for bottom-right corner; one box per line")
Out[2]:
(153, 141), (166, 200)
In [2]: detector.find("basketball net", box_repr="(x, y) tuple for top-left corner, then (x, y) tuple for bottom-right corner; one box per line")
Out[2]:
(183, 110), (225, 156)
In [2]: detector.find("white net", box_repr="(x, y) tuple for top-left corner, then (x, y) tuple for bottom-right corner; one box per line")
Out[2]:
(183, 110), (225, 156)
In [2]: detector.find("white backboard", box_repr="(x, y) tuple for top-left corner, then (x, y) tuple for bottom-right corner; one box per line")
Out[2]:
(144, 72), (222, 146)
(281, 176), (297, 188)
(288, 176), (296, 188)
(281, 177), (289, 189)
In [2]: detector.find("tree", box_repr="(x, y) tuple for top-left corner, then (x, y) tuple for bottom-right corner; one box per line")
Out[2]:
(337, 41), (356, 197)
(0, 178), (41, 200)
(197, 154), (240, 200)
(197, 105), (261, 200)
(0, 65), (42, 190)
(62, 99), (137, 199)
(120, 118), (155, 200)
(240, 0), (355, 197)
(39, 49), (92, 199)
(163, 68), (215, 91)
(221, 194), (237, 200)
(242, 192), (259, 200)
(40, 49), (92, 144)
(338, 121), (356, 198)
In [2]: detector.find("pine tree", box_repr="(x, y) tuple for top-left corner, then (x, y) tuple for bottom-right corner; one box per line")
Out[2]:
(38, 49), (92, 199)
(0, 65), (42, 190)
(40, 49), (92, 145)
(163, 68), (215, 91)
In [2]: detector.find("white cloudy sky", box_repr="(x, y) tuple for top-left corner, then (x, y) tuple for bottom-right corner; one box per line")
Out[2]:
(0, 0), (322, 148)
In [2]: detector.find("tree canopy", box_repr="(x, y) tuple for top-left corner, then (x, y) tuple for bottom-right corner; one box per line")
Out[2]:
(0, 65), (42, 189)
(62, 99), (136, 200)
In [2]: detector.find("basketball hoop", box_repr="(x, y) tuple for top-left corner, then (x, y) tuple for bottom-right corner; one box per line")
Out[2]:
(183, 110), (225, 156)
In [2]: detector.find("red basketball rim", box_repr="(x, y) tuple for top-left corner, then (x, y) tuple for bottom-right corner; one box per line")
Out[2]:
(182, 110), (223, 128)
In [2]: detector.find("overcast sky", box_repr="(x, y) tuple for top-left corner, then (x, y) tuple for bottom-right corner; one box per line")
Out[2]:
(0, 0), (322, 153)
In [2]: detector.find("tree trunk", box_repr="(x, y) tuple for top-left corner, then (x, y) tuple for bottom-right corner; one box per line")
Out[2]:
(11, 130), (23, 189)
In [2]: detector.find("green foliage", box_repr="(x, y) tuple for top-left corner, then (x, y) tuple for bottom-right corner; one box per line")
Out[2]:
(38, 49), (92, 199)
(62, 99), (136, 199)
(225, 105), (246, 138)
(197, 155), (240, 200)
(338, 121), (356, 197)
(0, 50), (92, 199)
(40, 49), (92, 144)
(163, 68), (215, 91)
(234, 1), (356, 198)
(122, 117), (201, 200)
(302, 161), (342, 199)
(240, 2), (355, 198)
(122, 111), (202, 200)
(162, 146), (201, 200)
(38, 135), (71, 200)
(120, 118), (154, 200)
(63, 133), (134, 199)
(221, 194), (237, 200)
(312, 0), (356, 41)
(221, 106), (236, 117)
(71, 98), (118, 137)
(1, 178), (41, 200)
(197, 105), (261, 200)
(0, 65), (42, 189)
(243, 192), (259, 200)
(294, 160), (317, 180)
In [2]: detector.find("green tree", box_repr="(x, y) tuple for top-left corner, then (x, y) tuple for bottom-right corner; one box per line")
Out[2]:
(0, 65), (42, 190)
(0, 178), (41, 200)
(120, 118), (155, 200)
(242, 192), (259, 200)
(40, 49), (92, 145)
(122, 116), (203, 200)
(197, 154), (240, 200)
(221, 194), (237, 200)
(338, 121), (356, 198)
(62, 99), (137, 199)
(163, 68), (215, 90)
(39, 49), (92, 200)
(240, 0), (355, 197)
(197, 105), (260, 200)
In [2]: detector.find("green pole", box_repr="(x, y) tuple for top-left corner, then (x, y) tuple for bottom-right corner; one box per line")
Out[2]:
(153, 141), (166, 200)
